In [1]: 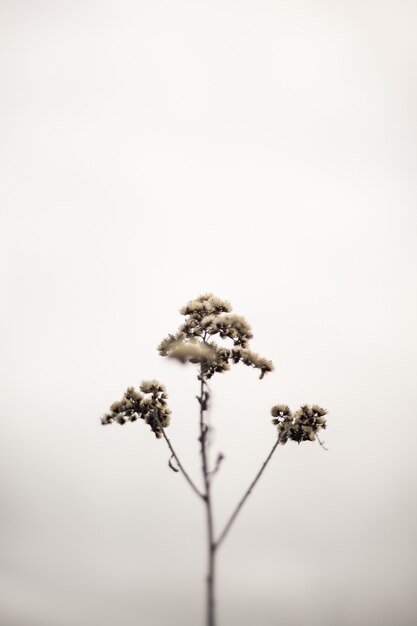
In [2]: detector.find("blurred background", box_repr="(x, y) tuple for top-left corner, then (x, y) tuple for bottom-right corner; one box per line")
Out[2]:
(1, 1), (416, 624)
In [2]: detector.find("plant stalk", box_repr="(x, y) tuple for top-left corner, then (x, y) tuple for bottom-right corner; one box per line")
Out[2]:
(157, 417), (205, 500)
(216, 438), (280, 549)
(199, 366), (216, 626)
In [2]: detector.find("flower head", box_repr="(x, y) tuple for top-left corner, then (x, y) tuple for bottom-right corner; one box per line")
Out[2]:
(101, 379), (171, 438)
(158, 294), (273, 379)
(271, 404), (327, 444)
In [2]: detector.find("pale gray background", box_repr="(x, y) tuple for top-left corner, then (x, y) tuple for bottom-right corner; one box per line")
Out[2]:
(1, 1), (416, 625)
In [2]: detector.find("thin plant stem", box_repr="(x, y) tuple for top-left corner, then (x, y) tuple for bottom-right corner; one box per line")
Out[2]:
(215, 438), (280, 549)
(154, 413), (205, 500)
(316, 433), (328, 451)
(198, 364), (216, 626)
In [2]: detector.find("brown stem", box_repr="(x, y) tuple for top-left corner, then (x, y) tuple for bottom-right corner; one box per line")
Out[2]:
(154, 413), (205, 500)
(215, 438), (280, 549)
(199, 365), (216, 626)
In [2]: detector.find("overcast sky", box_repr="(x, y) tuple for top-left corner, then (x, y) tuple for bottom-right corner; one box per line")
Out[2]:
(1, 1), (417, 625)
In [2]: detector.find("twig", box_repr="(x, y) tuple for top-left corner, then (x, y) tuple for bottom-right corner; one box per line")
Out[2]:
(154, 414), (205, 500)
(208, 453), (224, 481)
(316, 434), (328, 451)
(215, 438), (280, 548)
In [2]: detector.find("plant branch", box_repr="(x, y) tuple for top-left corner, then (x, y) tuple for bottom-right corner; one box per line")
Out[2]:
(316, 433), (328, 451)
(154, 414), (205, 500)
(208, 452), (224, 482)
(215, 438), (280, 548)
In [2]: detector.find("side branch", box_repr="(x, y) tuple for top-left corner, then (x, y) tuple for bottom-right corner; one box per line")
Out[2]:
(155, 416), (205, 500)
(215, 438), (280, 548)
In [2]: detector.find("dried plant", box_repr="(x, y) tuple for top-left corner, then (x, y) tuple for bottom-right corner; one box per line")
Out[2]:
(101, 294), (328, 626)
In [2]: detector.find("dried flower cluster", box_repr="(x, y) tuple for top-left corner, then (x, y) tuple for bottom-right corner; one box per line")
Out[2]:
(271, 404), (327, 444)
(101, 380), (171, 438)
(158, 293), (273, 379)
(101, 292), (329, 626)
